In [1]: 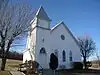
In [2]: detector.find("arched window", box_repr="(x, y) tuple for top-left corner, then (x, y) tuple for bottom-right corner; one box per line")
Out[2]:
(54, 49), (58, 57)
(40, 47), (46, 54)
(62, 50), (66, 62)
(69, 51), (72, 61)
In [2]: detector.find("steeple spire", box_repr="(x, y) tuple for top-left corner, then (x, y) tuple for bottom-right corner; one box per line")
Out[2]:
(36, 6), (51, 21)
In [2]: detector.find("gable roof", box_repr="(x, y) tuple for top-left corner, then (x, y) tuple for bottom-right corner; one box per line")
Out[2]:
(36, 6), (51, 21)
(51, 21), (63, 31)
(51, 21), (80, 48)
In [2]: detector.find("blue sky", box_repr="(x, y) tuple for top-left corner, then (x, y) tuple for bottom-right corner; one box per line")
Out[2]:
(12, 0), (100, 59)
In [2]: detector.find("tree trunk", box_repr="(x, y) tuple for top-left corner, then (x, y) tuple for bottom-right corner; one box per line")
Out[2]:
(0, 39), (12, 71)
(83, 57), (87, 69)
(99, 62), (100, 67)
(1, 57), (7, 70)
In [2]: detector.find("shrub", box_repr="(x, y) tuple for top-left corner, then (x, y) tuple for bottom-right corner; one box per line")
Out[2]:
(73, 62), (83, 69)
(49, 53), (58, 70)
(86, 61), (92, 67)
(84, 61), (92, 69)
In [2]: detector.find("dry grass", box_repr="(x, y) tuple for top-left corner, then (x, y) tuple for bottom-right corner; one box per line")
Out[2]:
(1, 59), (100, 75)
(0, 71), (11, 75)
(0, 59), (22, 75)
(5, 59), (22, 71)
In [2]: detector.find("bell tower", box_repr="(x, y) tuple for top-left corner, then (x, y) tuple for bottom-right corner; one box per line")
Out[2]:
(27, 6), (51, 49)
(35, 6), (51, 29)
(25, 6), (51, 68)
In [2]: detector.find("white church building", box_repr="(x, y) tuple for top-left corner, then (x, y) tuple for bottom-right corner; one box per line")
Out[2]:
(23, 6), (81, 69)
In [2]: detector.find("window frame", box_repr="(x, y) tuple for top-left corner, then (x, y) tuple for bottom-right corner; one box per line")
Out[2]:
(39, 47), (46, 54)
(69, 50), (72, 61)
(62, 50), (66, 62)
(61, 35), (65, 40)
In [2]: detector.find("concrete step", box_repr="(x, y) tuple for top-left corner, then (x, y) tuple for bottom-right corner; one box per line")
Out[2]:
(10, 71), (25, 75)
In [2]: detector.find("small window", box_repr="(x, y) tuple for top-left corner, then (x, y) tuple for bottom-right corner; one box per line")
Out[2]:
(62, 50), (66, 62)
(40, 47), (46, 54)
(61, 35), (65, 40)
(69, 51), (72, 61)
(42, 38), (44, 42)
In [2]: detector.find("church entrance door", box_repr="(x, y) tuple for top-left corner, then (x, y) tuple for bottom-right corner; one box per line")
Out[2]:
(39, 47), (47, 68)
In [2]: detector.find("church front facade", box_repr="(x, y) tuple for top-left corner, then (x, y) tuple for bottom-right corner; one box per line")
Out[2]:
(23, 6), (81, 69)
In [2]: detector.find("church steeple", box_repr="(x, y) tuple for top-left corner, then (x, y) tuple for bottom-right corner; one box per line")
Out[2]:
(36, 6), (51, 21)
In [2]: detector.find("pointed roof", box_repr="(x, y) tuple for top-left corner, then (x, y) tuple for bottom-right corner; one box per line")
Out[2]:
(36, 6), (51, 21)
(51, 21), (80, 48)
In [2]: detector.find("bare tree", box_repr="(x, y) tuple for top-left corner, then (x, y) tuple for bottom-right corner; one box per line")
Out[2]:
(0, 1), (34, 70)
(78, 36), (96, 69)
(95, 49), (100, 67)
(0, 0), (8, 9)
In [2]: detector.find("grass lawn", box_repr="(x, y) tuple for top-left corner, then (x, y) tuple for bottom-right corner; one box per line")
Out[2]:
(0, 59), (22, 75)
(0, 59), (100, 75)
(5, 59), (22, 71)
(0, 71), (11, 75)
(0, 58), (22, 71)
